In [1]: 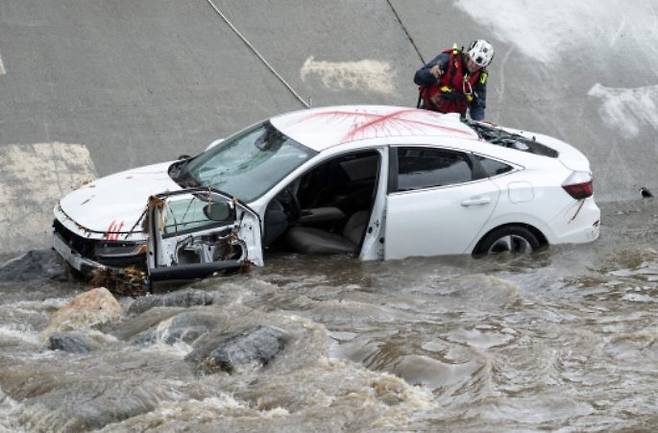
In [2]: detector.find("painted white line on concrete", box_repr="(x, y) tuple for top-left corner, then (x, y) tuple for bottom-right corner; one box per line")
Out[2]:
(0, 143), (97, 251)
(300, 56), (396, 96)
(0, 51), (5, 75)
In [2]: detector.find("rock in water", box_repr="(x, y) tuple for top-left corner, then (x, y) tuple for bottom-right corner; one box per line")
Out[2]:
(45, 287), (122, 335)
(48, 332), (93, 353)
(127, 289), (214, 315)
(200, 326), (287, 374)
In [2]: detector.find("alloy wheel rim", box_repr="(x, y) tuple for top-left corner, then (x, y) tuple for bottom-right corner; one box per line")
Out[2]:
(487, 235), (533, 255)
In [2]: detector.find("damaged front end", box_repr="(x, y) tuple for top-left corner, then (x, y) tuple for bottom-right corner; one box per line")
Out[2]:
(52, 206), (148, 275)
(53, 187), (262, 290)
(145, 188), (263, 285)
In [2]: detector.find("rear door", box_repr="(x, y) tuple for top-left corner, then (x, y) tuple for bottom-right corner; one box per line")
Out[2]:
(384, 146), (501, 259)
(146, 188), (262, 282)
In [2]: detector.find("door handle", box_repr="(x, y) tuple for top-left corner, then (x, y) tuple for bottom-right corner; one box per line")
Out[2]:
(460, 197), (491, 207)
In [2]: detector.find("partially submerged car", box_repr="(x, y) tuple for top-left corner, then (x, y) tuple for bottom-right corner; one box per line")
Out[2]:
(53, 105), (600, 283)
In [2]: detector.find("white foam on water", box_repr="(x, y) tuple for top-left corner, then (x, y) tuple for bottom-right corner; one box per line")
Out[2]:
(116, 393), (278, 427)
(320, 356), (437, 411)
(621, 293), (656, 303)
(301, 56), (396, 95)
(0, 387), (26, 433)
(136, 316), (195, 357)
(180, 395), (289, 418)
(139, 340), (194, 358)
(455, 0), (658, 66)
(0, 324), (41, 346)
(588, 83), (658, 138)
(13, 297), (69, 312)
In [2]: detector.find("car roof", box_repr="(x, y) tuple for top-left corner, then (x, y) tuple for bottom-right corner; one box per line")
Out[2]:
(270, 105), (479, 152)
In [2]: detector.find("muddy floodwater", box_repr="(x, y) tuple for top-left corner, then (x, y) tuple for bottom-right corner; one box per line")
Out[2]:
(1, 200), (657, 433)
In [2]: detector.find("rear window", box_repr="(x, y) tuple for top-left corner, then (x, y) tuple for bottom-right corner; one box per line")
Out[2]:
(464, 120), (558, 158)
(474, 155), (513, 177)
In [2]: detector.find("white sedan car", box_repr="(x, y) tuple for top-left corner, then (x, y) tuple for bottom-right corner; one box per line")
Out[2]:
(53, 105), (600, 283)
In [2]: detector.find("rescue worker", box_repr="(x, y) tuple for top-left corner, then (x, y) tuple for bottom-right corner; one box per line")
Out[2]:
(414, 40), (494, 121)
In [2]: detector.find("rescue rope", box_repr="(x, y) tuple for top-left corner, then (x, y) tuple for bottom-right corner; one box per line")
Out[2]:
(203, 0), (310, 108)
(385, 0), (426, 65)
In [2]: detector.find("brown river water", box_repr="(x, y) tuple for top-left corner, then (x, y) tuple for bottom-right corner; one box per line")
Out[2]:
(0, 200), (657, 432)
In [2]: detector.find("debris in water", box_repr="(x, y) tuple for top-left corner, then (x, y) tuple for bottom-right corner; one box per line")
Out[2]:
(91, 267), (147, 297)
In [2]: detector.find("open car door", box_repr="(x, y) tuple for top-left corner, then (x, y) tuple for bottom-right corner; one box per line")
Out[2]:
(145, 188), (262, 283)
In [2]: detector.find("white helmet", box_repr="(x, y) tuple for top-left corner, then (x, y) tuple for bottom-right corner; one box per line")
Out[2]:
(467, 39), (495, 68)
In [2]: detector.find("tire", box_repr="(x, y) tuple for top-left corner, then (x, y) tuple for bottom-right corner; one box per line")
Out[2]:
(473, 225), (541, 257)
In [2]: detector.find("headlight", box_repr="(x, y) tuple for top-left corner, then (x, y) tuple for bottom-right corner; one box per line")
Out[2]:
(95, 242), (147, 258)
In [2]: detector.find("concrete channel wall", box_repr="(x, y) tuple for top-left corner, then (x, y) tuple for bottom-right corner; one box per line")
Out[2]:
(1, 0), (657, 253)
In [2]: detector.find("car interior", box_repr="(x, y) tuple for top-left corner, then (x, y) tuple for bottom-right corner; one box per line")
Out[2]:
(263, 150), (381, 256)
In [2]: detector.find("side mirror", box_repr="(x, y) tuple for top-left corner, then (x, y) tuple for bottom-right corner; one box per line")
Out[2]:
(202, 202), (232, 222)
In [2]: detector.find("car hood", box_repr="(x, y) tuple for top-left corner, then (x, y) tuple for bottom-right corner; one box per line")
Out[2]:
(59, 161), (181, 234)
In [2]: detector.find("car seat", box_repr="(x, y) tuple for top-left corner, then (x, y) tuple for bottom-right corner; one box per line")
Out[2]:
(285, 211), (370, 255)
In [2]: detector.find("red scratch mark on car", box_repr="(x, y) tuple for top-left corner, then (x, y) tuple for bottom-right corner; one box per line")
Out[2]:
(105, 221), (115, 240)
(105, 220), (125, 241)
(115, 222), (125, 240)
(302, 108), (474, 143)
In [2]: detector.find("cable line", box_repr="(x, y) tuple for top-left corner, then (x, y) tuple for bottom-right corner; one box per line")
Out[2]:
(204, 0), (310, 108)
(385, 0), (426, 64)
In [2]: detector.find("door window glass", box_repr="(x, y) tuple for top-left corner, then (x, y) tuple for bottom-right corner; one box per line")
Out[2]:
(162, 194), (233, 237)
(396, 147), (473, 191)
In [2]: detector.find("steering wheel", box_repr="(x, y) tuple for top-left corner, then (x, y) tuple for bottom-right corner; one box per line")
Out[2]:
(281, 187), (302, 223)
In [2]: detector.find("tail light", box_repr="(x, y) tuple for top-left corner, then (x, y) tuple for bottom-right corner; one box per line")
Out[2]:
(562, 171), (593, 199)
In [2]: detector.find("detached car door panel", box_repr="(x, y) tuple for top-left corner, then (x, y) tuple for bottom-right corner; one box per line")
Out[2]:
(384, 146), (501, 259)
(146, 189), (262, 282)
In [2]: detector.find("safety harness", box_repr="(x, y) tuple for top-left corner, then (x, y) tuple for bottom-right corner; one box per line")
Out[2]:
(418, 45), (488, 115)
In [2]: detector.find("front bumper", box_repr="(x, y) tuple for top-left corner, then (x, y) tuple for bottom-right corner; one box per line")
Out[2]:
(53, 232), (105, 273)
(52, 218), (146, 275)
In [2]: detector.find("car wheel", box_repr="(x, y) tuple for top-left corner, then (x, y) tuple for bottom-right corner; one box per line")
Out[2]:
(474, 225), (541, 256)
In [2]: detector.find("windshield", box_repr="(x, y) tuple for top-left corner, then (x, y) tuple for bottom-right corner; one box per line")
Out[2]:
(463, 119), (558, 158)
(174, 121), (316, 202)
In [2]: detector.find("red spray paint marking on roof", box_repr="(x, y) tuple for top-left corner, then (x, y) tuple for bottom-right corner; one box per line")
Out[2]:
(302, 108), (474, 143)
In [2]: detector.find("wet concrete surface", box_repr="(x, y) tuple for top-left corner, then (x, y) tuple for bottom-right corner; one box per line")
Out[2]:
(0, 200), (657, 432)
